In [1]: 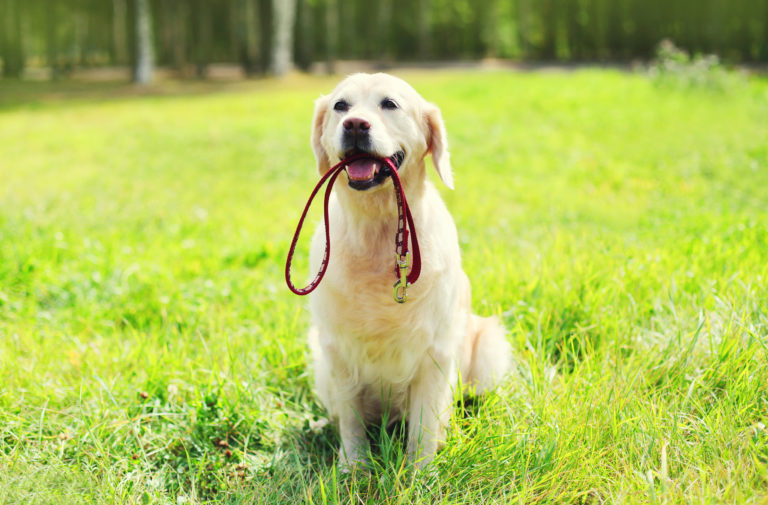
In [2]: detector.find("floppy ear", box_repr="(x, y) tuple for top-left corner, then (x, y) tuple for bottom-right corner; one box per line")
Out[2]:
(424, 103), (454, 189)
(311, 95), (331, 176)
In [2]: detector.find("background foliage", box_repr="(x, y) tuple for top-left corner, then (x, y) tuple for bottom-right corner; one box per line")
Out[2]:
(1, 0), (768, 80)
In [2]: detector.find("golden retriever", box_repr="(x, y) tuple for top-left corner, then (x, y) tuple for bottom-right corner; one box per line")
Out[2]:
(306, 73), (511, 469)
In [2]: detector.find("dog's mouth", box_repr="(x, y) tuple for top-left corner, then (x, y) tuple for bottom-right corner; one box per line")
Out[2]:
(342, 150), (405, 191)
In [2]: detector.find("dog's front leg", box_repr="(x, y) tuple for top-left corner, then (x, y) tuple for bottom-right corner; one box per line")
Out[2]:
(337, 394), (369, 471)
(312, 331), (370, 470)
(407, 350), (455, 469)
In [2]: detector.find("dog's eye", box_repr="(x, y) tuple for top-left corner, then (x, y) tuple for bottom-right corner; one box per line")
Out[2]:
(380, 98), (399, 110)
(333, 100), (349, 112)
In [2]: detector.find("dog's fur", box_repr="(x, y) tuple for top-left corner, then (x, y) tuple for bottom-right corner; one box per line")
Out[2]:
(307, 73), (511, 469)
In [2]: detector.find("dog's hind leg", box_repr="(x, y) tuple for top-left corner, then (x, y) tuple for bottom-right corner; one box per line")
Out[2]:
(463, 314), (511, 395)
(407, 349), (455, 469)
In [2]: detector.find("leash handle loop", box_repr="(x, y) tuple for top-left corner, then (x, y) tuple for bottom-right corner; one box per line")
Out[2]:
(284, 163), (343, 296)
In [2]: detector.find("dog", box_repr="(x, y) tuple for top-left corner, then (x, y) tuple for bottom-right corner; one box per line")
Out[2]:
(306, 73), (511, 469)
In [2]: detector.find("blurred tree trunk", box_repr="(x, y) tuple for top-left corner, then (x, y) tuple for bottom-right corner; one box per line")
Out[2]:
(271, 0), (296, 75)
(516, 0), (531, 57)
(337, 0), (352, 60)
(191, 0), (211, 77)
(762, 0), (768, 60)
(593, 0), (609, 59)
(566, 0), (584, 59)
(113, 0), (128, 64)
(375, 0), (391, 64)
(540, 0), (556, 59)
(170, 0), (188, 75)
(416, 0), (432, 60)
(45, 1), (59, 80)
(293, 0), (314, 71)
(325, 0), (338, 74)
(236, 0), (260, 76)
(478, 0), (497, 58)
(134, 0), (154, 84)
(160, 0), (173, 67)
(1, 0), (25, 78)
(74, 11), (87, 67)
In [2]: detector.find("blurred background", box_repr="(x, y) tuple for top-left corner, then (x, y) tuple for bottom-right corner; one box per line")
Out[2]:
(0, 0), (767, 83)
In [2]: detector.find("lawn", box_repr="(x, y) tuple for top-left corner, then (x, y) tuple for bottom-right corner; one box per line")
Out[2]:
(1, 69), (767, 504)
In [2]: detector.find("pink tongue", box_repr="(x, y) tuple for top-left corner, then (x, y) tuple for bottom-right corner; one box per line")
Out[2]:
(346, 158), (380, 181)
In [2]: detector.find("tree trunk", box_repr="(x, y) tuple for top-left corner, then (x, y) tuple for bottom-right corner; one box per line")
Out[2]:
(192, 0), (211, 78)
(74, 12), (87, 67)
(237, 0), (260, 76)
(517, 0), (530, 57)
(293, 0), (313, 71)
(171, 0), (188, 75)
(271, 0), (296, 75)
(46, 1), (59, 80)
(134, 0), (154, 84)
(325, 0), (338, 74)
(416, 0), (432, 60)
(375, 0), (391, 64)
(1, 0), (25, 79)
(478, 0), (497, 58)
(113, 0), (128, 65)
(540, 0), (557, 59)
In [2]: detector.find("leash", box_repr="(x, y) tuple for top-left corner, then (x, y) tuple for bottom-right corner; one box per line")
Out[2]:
(285, 153), (421, 303)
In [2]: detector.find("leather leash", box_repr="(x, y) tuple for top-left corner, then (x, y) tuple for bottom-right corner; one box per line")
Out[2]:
(285, 153), (421, 303)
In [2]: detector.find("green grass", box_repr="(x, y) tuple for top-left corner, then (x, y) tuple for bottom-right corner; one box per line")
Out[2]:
(1, 69), (767, 504)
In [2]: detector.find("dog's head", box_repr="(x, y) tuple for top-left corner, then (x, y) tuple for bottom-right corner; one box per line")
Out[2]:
(311, 73), (453, 191)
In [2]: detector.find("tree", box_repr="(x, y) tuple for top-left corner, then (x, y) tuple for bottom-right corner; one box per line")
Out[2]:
(45, 1), (60, 80)
(236, 0), (260, 76)
(271, 0), (296, 75)
(164, 0), (188, 75)
(134, 0), (154, 84)
(0, 0), (25, 78)
(293, 0), (314, 71)
(189, 0), (212, 78)
(417, 0), (432, 59)
(113, 0), (129, 65)
(375, 0), (392, 63)
(325, 0), (338, 74)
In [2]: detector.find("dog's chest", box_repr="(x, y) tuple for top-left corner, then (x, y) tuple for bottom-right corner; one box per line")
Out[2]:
(314, 258), (439, 386)
(332, 287), (432, 370)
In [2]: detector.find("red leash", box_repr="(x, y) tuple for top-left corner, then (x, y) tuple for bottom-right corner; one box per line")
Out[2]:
(285, 154), (421, 303)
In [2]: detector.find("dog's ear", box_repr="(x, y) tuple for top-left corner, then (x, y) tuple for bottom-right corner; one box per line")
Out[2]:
(311, 95), (332, 176)
(424, 103), (454, 189)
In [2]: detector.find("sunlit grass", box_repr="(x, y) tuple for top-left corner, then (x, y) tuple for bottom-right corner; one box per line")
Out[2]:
(1, 70), (767, 504)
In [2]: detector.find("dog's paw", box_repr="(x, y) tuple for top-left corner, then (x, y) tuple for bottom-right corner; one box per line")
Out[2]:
(337, 452), (370, 474)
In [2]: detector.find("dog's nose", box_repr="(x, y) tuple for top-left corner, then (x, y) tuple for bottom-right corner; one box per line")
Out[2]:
(343, 117), (371, 134)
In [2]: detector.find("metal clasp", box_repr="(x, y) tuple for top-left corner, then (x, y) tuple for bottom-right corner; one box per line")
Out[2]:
(392, 252), (410, 303)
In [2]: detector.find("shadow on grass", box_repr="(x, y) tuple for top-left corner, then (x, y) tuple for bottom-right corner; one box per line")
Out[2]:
(255, 394), (500, 503)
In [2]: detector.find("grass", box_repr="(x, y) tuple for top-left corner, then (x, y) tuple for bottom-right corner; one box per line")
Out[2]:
(1, 68), (767, 504)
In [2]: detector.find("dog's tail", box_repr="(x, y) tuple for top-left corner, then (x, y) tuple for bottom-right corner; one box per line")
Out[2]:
(464, 314), (512, 395)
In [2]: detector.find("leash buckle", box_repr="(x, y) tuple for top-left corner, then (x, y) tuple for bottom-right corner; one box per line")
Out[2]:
(393, 252), (410, 303)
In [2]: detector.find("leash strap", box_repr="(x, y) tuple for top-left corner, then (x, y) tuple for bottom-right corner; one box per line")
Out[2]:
(285, 154), (421, 303)
(388, 161), (421, 302)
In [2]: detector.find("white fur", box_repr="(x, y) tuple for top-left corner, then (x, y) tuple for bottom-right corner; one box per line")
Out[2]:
(306, 73), (511, 469)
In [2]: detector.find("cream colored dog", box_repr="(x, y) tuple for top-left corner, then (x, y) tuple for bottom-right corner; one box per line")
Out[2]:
(307, 73), (511, 469)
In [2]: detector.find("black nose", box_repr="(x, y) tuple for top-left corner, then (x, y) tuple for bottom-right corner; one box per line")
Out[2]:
(341, 117), (372, 152)
(343, 117), (371, 134)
